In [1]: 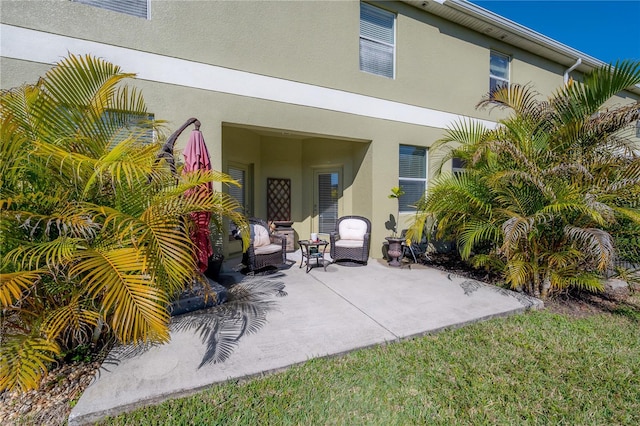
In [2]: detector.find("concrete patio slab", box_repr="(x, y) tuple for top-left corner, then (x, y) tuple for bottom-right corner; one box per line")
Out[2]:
(69, 252), (541, 425)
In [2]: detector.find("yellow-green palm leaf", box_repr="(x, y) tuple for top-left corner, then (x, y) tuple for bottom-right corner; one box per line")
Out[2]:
(0, 335), (60, 392)
(41, 294), (100, 344)
(0, 271), (41, 307)
(71, 247), (170, 344)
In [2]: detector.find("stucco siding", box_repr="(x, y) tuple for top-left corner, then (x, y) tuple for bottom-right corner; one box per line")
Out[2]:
(2, 0), (579, 120)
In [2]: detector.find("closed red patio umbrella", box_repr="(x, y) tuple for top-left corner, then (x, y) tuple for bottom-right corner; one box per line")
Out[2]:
(182, 128), (213, 273)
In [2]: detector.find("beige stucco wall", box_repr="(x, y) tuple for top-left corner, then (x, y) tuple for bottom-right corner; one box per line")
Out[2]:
(2, 0), (576, 120)
(2, 0), (637, 259)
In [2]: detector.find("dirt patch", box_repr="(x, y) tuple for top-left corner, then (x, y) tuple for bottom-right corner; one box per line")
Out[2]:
(417, 252), (505, 286)
(0, 361), (101, 426)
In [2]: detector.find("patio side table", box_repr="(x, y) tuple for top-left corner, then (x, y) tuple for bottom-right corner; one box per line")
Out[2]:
(299, 240), (329, 273)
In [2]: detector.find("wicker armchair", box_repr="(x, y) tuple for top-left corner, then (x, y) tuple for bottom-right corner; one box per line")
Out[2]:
(242, 218), (286, 273)
(330, 216), (371, 265)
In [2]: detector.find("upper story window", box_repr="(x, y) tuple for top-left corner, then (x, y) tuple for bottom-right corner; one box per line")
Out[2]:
(490, 51), (510, 92)
(360, 2), (395, 79)
(104, 111), (155, 147)
(399, 145), (427, 213)
(452, 157), (466, 176)
(73, 0), (150, 19)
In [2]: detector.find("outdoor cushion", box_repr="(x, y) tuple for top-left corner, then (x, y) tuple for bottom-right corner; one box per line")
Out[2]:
(254, 243), (283, 255)
(253, 225), (271, 248)
(338, 218), (367, 241)
(335, 239), (364, 248)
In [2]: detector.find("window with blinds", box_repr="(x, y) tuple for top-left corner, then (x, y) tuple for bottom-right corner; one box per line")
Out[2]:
(73, 0), (150, 19)
(227, 166), (246, 239)
(104, 111), (155, 148)
(399, 145), (427, 213)
(227, 167), (245, 212)
(360, 2), (395, 79)
(490, 51), (510, 92)
(452, 157), (466, 176)
(317, 172), (339, 234)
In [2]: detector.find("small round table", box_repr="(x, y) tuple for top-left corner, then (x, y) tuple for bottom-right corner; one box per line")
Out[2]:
(299, 240), (329, 273)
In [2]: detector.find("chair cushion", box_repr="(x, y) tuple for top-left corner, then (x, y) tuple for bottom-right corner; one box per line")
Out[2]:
(254, 243), (282, 255)
(335, 239), (364, 248)
(338, 219), (367, 241)
(253, 225), (271, 248)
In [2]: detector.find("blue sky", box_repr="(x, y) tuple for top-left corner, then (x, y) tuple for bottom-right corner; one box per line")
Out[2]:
(470, 1), (640, 64)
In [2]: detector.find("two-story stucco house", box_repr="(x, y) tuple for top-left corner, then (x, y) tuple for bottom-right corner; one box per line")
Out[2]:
(2, 0), (639, 260)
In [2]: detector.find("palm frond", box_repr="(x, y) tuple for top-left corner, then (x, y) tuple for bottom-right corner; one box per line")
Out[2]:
(0, 334), (60, 392)
(6, 237), (81, 271)
(41, 294), (100, 344)
(70, 247), (171, 344)
(564, 226), (615, 271)
(504, 258), (534, 290)
(549, 269), (604, 293)
(0, 270), (42, 307)
(458, 219), (501, 260)
(83, 138), (159, 197)
(477, 83), (544, 117)
(611, 205), (640, 225)
(553, 60), (640, 123)
(501, 216), (535, 256)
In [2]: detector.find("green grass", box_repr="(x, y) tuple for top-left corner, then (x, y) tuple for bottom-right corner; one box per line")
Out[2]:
(101, 308), (639, 425)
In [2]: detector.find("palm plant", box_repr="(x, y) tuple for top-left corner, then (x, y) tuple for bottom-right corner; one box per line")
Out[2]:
(407, 60), (640, 298)
(0, 54), (248, 391)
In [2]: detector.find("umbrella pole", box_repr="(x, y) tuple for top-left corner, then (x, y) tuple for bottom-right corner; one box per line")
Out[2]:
(152, 117), (201, 178)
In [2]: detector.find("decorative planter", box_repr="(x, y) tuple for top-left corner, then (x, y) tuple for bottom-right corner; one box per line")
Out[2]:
(204, 254), (224, 282)
(385, 237), (404, 267)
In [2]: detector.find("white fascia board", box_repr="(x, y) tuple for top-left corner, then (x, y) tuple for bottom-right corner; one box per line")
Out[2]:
(1, 24), (497, 130)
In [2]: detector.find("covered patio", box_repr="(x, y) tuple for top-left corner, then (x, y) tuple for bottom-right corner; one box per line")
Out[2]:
(221, 123), (373, 259)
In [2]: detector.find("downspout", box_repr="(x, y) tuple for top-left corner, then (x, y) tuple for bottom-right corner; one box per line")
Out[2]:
(564, 58), (582, 84)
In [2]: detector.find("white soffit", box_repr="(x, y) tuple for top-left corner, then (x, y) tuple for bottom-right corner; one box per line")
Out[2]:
(0, 24), (497, 131)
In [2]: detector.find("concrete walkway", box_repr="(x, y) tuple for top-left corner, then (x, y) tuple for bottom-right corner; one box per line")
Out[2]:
(69, 252), (542, 425)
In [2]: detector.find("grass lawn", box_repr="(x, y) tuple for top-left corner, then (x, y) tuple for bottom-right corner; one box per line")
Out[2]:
(101, 301), (640, 425)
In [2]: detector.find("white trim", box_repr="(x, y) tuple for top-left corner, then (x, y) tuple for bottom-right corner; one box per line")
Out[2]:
(1, 24), (496, 130)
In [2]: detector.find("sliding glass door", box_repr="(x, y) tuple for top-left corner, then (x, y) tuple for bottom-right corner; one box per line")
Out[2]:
(313, 168), (342, 237)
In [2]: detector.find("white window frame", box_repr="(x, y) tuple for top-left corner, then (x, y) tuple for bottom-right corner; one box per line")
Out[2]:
(398, 145), (428, 213)
(73, 0), (150, 19)
(359, 2), (396, 79)
(490, 51), (510, 92)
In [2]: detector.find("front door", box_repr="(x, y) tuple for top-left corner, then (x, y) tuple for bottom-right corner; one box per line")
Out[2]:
(313, 168), (342, 239)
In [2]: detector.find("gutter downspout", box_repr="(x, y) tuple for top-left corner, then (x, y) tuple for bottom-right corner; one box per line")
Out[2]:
(564, 58), (582, 84)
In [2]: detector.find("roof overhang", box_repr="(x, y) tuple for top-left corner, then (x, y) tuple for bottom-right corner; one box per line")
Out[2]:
(402, 0), (640, 95)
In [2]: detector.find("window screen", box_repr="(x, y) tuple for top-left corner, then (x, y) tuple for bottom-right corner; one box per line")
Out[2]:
(360, 2), (395, 78)
(452, 157), (466, 176)
(317, 172), (339, 234)
(399, 145), (427, 212)
(227, 166), (246, 240)
(74, 0), (150, 19)
(490, 51), (510, 92)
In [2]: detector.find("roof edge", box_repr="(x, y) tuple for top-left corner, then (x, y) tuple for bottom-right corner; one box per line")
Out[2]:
(401, 0), (640, 95)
